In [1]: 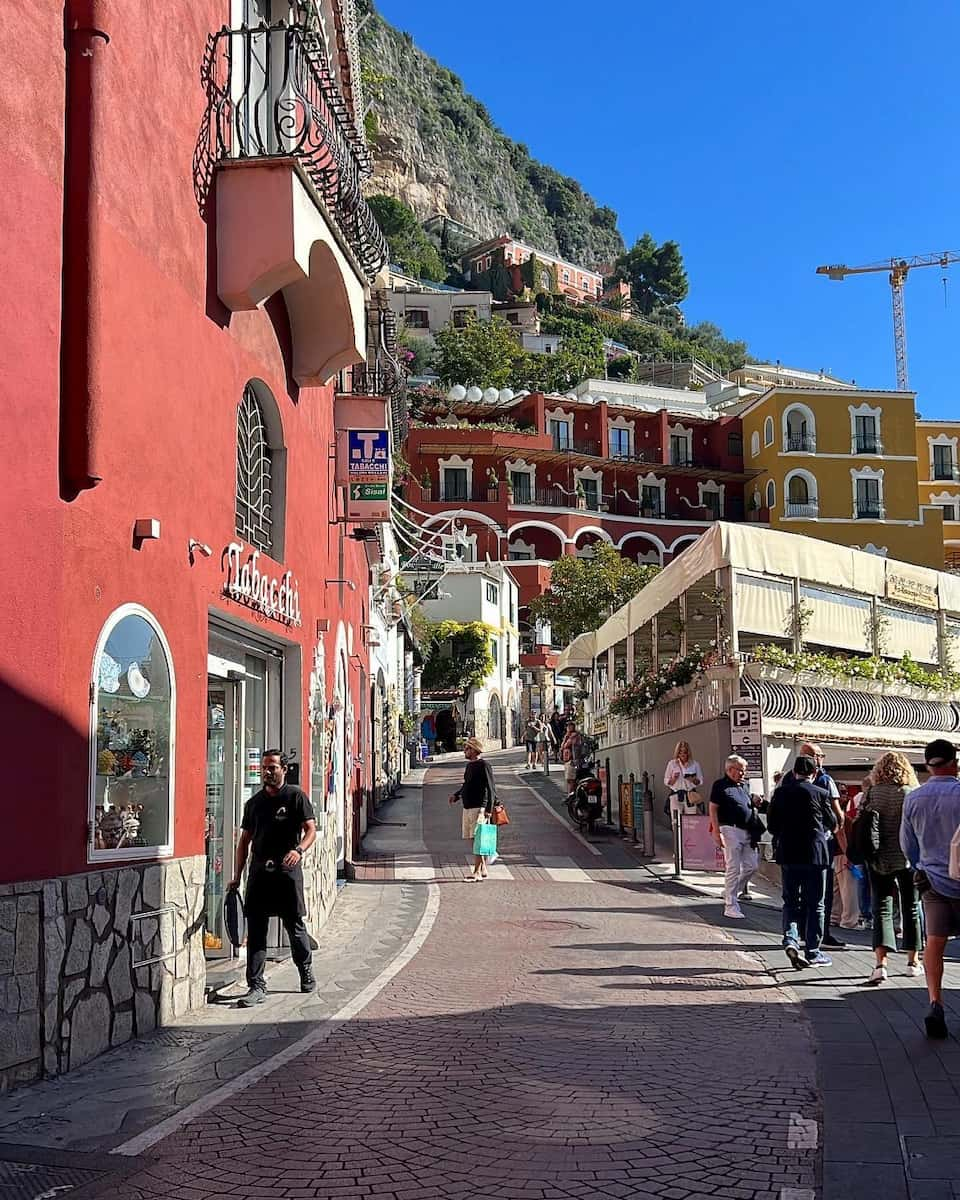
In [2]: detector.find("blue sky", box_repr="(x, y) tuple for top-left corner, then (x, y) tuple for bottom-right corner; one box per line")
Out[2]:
(374, 0), (959, 418)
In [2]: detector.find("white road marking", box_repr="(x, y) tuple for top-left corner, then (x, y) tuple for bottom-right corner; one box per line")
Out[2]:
(787, 1112), (818, 1149)
(111, 882), (442, 1157)
(510, 771), (602, 856)
(393, 855), (435, 881)
(464, 856), (513, 880)
(536, 855), (594, 883)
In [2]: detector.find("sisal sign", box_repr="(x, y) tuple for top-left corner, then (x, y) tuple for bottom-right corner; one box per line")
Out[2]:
(337, 428), (390, 521)
(224, 542), (302, 626)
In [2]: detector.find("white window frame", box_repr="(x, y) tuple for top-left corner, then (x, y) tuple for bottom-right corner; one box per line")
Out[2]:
(697, 479), (724, 518)
(545, 406), (573, 450)
(763, 415), (774, 447)
(783, 468), (819, 517)
(574, 464), (603, 510)
(751, 430), (760, 458)
(849, 402), (883, 455)
(930, 490), (960, 523)
(638, 471), (666, 516)
(851, 465), (885, 519)
(608, 414), (635, 459)
(782, 403), (817, 453)
(765, 478), (776, 511)
(504, 457), (535, 502)
(438, 454), (474, 501)
(507, 537), (537, 560)
(88, 604), (176, 863)
(929, 434), (959, 481)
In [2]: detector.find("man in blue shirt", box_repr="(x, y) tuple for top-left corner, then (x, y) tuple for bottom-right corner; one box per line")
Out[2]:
(900, 738), (960, 1040)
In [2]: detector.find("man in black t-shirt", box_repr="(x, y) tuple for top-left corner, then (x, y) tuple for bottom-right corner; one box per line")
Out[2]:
(708, 754), (763, 921)
(229, 750), (317, 1007)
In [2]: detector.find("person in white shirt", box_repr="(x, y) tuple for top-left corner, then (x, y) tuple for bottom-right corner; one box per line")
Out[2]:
(663, 741), (703, 814)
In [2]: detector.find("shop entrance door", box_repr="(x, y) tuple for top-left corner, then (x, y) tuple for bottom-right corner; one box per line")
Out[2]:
(204, 676), (244, 959)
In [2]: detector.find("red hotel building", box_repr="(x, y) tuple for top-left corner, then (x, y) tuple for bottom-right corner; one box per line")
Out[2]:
(404, 384), (758, 619)
(0, 1), (397, 1087)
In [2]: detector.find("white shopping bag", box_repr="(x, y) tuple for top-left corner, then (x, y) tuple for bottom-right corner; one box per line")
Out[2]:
(950, 823), (960, 881)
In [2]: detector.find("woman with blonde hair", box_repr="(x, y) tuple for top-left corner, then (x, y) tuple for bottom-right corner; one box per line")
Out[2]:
(861, 751), (923, 985)
(663, 740), (704, 815)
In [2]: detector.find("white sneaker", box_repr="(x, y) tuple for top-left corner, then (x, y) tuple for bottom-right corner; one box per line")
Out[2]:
(723, 906), (746, 920)
(906, 962), (924, 978)
(867, 965), (887, 986)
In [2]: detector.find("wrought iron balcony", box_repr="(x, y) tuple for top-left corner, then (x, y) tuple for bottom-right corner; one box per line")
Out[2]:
(933, 463), (960, 482)
(200, 22), (387, 280)
(785, 500), (819, 518)
(855, 504), (884, 520)
(785, 435), (816, 453)
(854, 437), (882, 455)
(339, 295), (408, 440)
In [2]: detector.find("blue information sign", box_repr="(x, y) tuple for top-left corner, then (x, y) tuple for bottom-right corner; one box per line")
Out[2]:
(347, 429), (390, 481)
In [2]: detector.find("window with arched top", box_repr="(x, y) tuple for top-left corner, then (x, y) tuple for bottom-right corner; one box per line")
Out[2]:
(763, 416), (774, 447)
(750, 430), (760, 458)
(236, 382), (286, 557)
(90, 605), (175, 860)
(788, 475), (809, 504)
(766, 478), (776, 510)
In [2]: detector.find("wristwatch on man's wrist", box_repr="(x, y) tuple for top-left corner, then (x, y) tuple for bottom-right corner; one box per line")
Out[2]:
(293, 846), (304, 857)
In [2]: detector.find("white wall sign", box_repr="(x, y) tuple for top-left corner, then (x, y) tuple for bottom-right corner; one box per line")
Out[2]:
(224, 541), (302, 626)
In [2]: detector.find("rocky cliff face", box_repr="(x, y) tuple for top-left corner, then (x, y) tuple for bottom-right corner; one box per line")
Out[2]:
(359, 3), (625, 269)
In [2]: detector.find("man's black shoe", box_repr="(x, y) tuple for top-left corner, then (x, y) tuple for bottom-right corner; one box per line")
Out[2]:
(299, 967), (316, 993)
(238, 986), (267, 1008)
(924, 1002), (948, 1040)
(822, 934), (847, 949)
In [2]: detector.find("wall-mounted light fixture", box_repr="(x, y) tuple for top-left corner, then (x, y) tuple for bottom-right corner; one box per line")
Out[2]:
(326, 579), (357, 591)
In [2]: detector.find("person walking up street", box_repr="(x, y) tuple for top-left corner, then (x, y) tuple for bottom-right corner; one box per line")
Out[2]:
(900, 738), (960, 1038)
(859, 752), (922, 986)
(767, 755), (837, 969)
(535, 715), (555, 769)
(549, 707), (567, 755)
(450, 736), (497, 881)
(709, 755), (764, 920)
(561, 721), (584, 796)
(521, 717), (539, 770)
(229, 750), (317, 1008)
(782, 742), (846, 949)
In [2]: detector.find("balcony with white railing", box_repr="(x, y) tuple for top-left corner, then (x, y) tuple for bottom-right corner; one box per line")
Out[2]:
(785, 499), (819, 519)
(201, 22), (388, 386)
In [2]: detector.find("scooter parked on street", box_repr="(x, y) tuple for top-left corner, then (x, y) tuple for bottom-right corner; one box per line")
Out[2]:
(565, 758), (604, 834)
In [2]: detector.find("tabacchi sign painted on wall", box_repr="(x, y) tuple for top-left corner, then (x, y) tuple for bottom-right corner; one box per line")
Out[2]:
(224, 542), (302, 626)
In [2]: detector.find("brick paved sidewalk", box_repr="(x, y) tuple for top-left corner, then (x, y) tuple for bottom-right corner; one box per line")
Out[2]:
(82, 750), (821, 1200)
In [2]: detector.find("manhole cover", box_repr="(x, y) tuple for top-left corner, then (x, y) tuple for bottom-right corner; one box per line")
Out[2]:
(0, 1158), (103, 1198)
(127, 1029), (208, 1051)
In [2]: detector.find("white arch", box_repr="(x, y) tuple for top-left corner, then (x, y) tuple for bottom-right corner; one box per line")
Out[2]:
(616, 529), (667, 558)
(784, 467), (818, 504)
(668, 533), (701, 555)
(782, 402), (817, 449)
(763, 415), (774, 447)
(571, 524), (614, 544)
(507, 520), (570, 546)
(419, 509), (502, 533)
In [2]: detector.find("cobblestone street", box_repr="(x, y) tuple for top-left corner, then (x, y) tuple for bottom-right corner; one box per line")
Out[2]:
(3, 749), (958, 1200)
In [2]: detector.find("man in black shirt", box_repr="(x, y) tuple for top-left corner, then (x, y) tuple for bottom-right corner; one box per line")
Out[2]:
(709, 754), (763, 920)
(767, 755), (837, 969)
(229, 750), (317, 1006)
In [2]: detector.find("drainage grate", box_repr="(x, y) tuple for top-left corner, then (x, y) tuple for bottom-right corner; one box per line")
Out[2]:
(0, 1158), (103, 1199)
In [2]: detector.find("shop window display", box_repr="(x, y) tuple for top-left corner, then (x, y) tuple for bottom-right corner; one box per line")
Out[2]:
(91, 607), (174, 857)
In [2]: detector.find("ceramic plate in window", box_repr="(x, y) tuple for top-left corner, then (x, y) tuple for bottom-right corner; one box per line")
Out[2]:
(127, 662), (151, 698)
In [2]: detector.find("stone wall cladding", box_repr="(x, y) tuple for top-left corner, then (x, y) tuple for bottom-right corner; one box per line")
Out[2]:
(302, 809), (339, 941)
(0, 856), (205, 1093)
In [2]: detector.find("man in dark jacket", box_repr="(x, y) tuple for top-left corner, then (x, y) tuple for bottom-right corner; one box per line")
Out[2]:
(768, 755), (838, 969)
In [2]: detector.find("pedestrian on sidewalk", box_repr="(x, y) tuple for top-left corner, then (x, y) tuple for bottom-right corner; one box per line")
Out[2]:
(833, 786), (862, 931)
(782, 742), (846, 950)
(521, 717), (539, 770)
(229, 750), (317, 1007)
(534, 715), (555, 768)
(663, 741), (704, 817)
(450, 736), (497, 881)
(900, 738), (960, 1038)
(708, 754), (764, 920)
(767, 755), (837, 969)
(561, 721), (584, 795)
(549, 707), (566, 752)
(860, 751), (922, 987)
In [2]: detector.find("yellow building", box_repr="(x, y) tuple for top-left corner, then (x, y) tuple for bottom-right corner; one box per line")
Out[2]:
(916, 419), (960, 568)
(738, 387), (944, 568)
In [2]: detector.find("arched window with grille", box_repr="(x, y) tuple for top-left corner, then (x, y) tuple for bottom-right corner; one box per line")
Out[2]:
(236, 382), (286, 558)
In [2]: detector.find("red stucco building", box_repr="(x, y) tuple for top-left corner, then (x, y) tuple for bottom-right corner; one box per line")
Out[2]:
(0, 1), (399, 1087)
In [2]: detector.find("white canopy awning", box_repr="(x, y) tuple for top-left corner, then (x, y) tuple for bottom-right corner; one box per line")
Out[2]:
(555, 630), (597, 671)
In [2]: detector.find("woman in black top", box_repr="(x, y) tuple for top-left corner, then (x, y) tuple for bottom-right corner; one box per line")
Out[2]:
(449, 736), (497, 880)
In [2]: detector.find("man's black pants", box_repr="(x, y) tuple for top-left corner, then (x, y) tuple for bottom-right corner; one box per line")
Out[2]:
(245, 905), (311, 989)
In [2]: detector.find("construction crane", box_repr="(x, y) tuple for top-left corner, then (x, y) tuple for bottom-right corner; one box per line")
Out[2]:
(816, 252), (960, 390)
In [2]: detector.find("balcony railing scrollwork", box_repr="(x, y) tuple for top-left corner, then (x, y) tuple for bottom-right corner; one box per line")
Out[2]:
(198, 22), (388, 280)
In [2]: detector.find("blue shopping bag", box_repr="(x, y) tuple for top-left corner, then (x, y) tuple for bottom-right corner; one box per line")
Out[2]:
(473, 819), (498, 857)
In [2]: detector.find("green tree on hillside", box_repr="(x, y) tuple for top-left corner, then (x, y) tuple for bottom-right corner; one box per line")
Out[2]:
(529, 544), (660, 647)
(614, 233), (689, 316)
(368, 194), (446, 281)
(433, 316), (524, 387)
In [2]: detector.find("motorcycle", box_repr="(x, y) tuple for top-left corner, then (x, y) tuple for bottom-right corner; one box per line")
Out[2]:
(565, 758), (604, 834)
